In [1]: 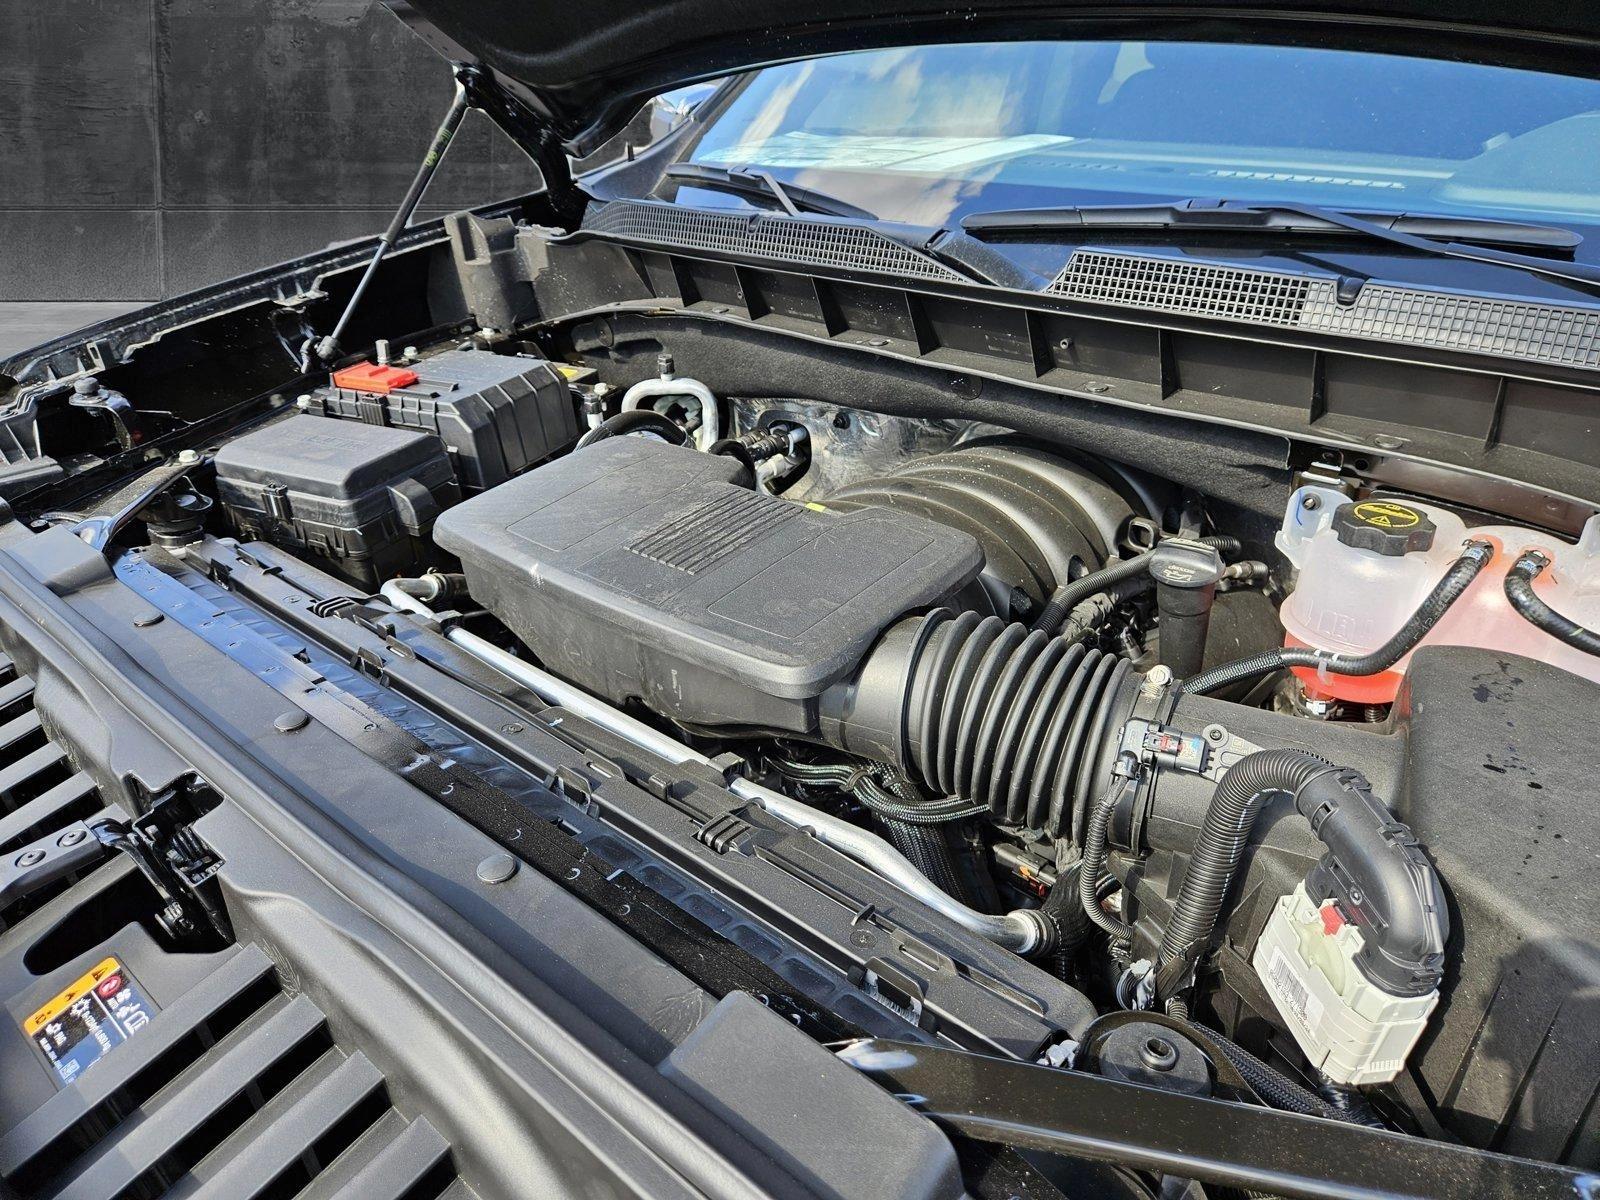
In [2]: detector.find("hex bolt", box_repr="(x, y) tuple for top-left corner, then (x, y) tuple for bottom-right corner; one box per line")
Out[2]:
(177, 448), (201, 465)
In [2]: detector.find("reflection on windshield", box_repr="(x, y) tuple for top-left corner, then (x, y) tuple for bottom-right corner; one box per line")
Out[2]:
(678, 41), (1600, 229)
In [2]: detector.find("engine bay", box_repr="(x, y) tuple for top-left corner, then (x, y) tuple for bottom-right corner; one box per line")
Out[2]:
(2, 211), (1600, 1197)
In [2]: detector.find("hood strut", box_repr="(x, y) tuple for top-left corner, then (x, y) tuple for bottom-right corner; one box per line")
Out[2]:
(307, 69), (474, 368)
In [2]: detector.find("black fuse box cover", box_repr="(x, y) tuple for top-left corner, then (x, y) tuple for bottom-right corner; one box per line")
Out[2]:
(315, 349), (580, 491)
(215, 416), (459, 587)
(433, 437), (983, 731)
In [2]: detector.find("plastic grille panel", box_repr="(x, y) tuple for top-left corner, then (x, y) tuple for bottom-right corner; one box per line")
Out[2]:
(1051, 250), (1600, 371)
(1052, 250), (1313, 324)
(584, 200), (968, 283)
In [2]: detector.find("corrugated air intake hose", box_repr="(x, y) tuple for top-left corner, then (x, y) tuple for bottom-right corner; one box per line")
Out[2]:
(822, 610), (1141, 840)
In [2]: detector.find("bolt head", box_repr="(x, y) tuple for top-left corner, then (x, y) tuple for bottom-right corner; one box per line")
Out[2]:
(73, 377), (101, 396)
(177, 449), (200, 465)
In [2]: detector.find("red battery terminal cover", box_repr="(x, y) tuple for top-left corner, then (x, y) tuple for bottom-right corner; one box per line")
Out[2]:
(330, 362), (419, 395)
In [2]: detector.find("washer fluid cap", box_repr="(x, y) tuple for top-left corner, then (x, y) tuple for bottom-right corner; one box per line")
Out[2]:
(1331, 500), (1436, 557)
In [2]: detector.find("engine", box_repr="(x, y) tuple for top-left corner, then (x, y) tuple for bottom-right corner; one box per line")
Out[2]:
(200, 345), (1600, 1155)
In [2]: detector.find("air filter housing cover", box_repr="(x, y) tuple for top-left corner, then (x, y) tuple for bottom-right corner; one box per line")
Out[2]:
(434, 437), (982, 730)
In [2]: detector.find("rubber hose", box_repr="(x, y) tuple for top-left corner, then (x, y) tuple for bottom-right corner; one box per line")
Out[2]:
(1153, 750), (1334, 999)
(1040, 858), (1092, 980)
(1316, 1073), (1388, 1128)
(1202, 1028), (1361, 1123)
(875, 817), (973, 905)
(1504, 550), (1600, 657)
(1030, 535), (1240, 635)
(1079, 787), (1137, 947)
(899, 612), (1136, 838)
(1180, 539), (1494, 696)
(574, 408), (688, 449)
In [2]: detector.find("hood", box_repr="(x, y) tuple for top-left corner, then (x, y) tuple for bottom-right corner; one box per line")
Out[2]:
(392, 0), (1600, 153)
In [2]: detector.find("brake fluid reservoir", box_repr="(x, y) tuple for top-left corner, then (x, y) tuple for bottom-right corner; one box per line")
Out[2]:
(1277, 487), (1600, 703)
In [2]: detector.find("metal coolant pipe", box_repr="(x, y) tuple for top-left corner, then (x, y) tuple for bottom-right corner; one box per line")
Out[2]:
(380, 581), (1052, 954)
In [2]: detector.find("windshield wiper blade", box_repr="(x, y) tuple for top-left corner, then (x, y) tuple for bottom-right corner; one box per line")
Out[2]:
(664, 163), (877, 221)
(964, 201), (1581, 251)
(963, 200), (1600, 295)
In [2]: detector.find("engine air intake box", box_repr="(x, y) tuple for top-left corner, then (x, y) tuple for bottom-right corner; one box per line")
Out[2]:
(433, 437), (983, 730)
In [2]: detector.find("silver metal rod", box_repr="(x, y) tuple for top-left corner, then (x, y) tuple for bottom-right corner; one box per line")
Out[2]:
(380, 581), (1050, 953)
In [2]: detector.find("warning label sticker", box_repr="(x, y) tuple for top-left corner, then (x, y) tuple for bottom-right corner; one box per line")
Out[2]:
(24, 957), (157, 1087)
(1350, 501), (1422, 530)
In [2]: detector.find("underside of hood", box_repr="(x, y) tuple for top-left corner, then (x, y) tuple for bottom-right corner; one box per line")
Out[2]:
(391, 0), (1600, 153)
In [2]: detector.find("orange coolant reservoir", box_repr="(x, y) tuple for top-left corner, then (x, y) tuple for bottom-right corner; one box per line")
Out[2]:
(1276, 488), (1600, 704)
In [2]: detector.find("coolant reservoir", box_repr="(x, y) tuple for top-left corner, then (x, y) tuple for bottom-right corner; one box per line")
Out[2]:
(1277, 487), (1600, 703)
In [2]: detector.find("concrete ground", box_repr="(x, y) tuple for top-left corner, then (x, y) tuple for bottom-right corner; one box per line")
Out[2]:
(0, 303), (146, 359)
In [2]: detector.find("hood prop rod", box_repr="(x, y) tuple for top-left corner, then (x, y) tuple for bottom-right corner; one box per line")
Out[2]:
(304, 68), (474, 370)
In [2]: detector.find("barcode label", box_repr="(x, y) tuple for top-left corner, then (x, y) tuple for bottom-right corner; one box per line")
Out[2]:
(1264, 947), (1323, 1035)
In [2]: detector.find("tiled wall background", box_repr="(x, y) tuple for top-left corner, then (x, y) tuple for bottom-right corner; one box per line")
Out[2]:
(2, 0), (542, 300)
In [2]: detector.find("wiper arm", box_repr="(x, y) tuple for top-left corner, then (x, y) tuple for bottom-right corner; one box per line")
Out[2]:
(963, 200), (1600, 296)
(664, 163), (877, 221)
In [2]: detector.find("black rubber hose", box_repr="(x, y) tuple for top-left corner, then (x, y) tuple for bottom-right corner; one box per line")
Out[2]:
(1030, 535), (1241, 636)
(1153, 750), (1335, 999)
(1203, 1028), (1365, 1123)
(575, 408), (688, 449)
(874, 817), (976, 906)
(1504, 549), (1600, 657)
(1180, 538), (1494, 696)
(898, 612), (1137, 838)
(1315, 1073), (1388, 1128)
(1039, 858), (1092, 979)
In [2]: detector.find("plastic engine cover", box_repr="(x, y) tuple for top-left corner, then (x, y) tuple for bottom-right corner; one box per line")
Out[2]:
(434, 437), (983, 731)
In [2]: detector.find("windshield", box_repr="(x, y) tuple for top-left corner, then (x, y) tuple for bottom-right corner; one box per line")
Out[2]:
(672, 41), (1600, 233)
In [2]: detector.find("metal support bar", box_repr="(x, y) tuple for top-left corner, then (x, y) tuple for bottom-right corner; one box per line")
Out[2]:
(837, 1039), (1592, 1200)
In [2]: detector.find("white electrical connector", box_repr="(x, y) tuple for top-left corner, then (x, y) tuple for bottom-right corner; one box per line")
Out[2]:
(1252, 882), (1439, 1086)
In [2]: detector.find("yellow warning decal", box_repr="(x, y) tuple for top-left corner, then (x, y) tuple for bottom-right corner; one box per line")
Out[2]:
(1351, 501), (1422, 530)
(25, 958), (123, 1036)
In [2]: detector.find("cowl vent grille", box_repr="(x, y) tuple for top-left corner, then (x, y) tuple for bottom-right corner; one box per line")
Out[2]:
(583, 199), (968, 283)
(1051, 249), (1600, 371)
